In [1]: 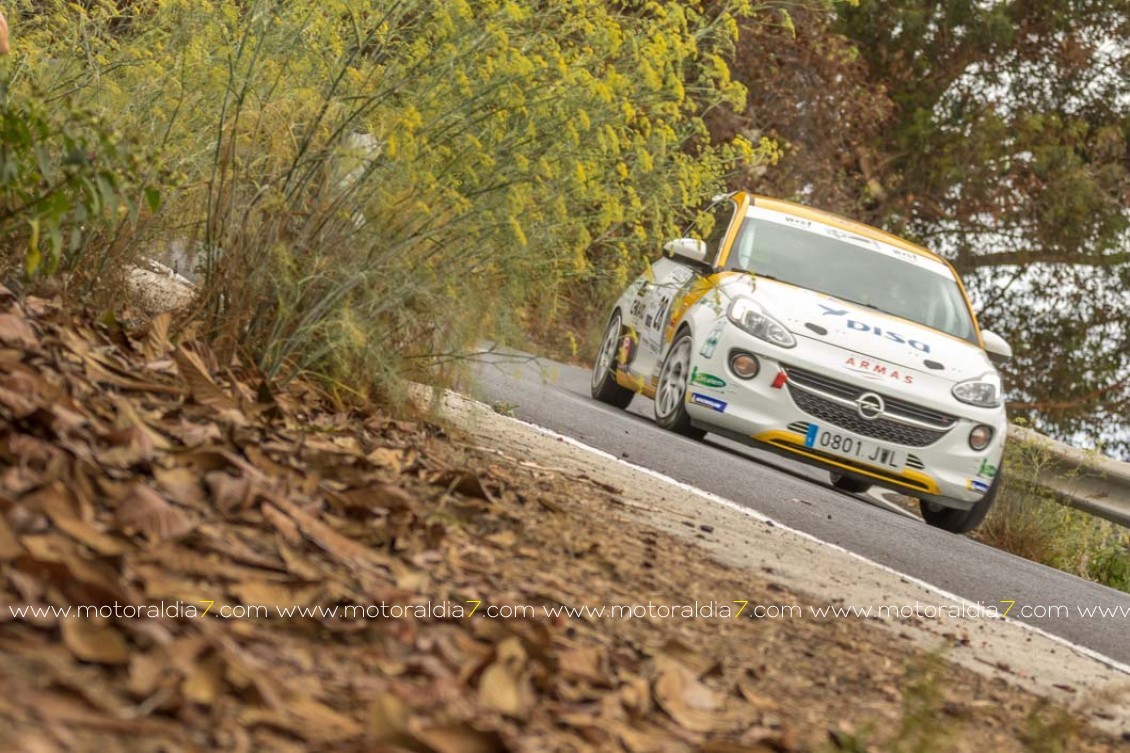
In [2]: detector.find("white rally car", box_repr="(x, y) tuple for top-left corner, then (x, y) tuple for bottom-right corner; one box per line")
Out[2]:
(591, 192), (1012, 533)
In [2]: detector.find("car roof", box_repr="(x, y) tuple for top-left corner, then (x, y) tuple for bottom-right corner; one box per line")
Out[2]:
(747, 194), (944, 265)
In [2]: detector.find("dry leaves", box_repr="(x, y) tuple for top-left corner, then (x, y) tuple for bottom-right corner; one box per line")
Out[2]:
(58, 618), (131, 665)
(0, 290), (1119, 753)
(0, 285), (799, 753)
(654, 655), (723, 733)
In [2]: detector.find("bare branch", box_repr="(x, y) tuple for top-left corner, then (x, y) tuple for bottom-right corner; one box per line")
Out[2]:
(965, 252), (1130, 269)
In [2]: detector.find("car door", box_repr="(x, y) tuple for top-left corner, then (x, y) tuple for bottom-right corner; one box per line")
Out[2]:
(628, 197), (739, 383)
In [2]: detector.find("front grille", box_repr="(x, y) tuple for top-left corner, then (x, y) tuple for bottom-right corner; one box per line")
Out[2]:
(784, 366), (957, 430)
(786, 368), (953, 445)
(787, 384), (950, 448)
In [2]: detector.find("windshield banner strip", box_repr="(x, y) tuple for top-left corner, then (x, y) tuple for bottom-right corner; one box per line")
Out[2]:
(745, 206), (953, 278)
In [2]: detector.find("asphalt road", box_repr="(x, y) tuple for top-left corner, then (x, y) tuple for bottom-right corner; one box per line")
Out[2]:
(470, 353), (1130, 666)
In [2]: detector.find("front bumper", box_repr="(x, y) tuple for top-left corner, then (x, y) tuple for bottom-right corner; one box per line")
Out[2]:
(683, 324), (1006, 509)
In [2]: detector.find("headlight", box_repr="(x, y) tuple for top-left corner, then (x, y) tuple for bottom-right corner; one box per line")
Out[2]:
(727, 298), (796, 349)
(952, 373), (1002, 408)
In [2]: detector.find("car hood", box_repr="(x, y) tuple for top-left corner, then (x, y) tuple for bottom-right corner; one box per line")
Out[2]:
(724, 275), (995, 382)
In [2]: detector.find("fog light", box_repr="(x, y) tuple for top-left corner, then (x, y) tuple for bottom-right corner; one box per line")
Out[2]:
(969, 425), (994, 451)
(729, 351), (760, 380)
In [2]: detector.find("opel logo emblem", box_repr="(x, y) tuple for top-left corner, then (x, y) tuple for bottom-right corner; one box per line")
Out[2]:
(856, 392), (885, 420)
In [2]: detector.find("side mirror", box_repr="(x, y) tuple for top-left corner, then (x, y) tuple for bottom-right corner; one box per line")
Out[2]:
(663, 238), (708, 264)
(981, 330), (1012, 364)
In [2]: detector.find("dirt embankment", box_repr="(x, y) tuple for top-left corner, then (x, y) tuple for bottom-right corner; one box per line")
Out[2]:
(0, 286), (1127, 752)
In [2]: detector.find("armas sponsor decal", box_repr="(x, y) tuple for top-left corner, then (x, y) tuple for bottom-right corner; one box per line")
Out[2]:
(844, 356), (914, 385)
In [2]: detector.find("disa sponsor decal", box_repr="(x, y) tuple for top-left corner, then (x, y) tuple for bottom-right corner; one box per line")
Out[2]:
(818, 305), (932, 354)
(844, 356), (914, 385)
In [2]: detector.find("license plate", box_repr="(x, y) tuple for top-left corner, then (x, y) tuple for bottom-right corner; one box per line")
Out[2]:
(804, 424), (905, 472)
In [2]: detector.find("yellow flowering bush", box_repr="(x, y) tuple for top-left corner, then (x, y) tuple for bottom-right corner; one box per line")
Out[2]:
(2, 0), (777, 393)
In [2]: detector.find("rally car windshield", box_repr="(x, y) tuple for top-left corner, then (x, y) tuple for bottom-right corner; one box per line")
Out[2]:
(726, 215), (978, 343)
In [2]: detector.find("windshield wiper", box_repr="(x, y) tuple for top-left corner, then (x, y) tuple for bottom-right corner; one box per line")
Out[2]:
(836, 296), (894, 316)
(742, 269), (784, 283)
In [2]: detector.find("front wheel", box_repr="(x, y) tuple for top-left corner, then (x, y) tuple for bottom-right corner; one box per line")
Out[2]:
(654, 333), (706, 440)
(919, 472), (1001, 533)
(591, 312), (635, 409)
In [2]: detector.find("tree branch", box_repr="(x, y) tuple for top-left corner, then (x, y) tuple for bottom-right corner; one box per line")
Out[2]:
(1008, 377), (1129, 413)
(966, 251), (1130, 268)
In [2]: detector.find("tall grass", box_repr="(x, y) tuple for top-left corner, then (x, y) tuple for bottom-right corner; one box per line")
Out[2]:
(1, 0), (776, 398)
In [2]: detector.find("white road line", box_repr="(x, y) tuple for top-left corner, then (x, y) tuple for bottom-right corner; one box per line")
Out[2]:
(484, 401), (1130, 678)
(864, 489), (920, 519)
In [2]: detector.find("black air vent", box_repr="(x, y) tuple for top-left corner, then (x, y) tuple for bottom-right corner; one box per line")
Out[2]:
(805, 323), (828, 336)
(923, 360), (944, 370)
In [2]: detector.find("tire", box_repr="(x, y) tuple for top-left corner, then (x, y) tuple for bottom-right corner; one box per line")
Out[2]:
(919, 471), (1001, 534)
(591, 312), (635, 409)
(654, 332), (707, 440)
(830, 472), (872, 494)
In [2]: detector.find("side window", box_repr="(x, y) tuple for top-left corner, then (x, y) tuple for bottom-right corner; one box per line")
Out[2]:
(685, 199), (736, 265)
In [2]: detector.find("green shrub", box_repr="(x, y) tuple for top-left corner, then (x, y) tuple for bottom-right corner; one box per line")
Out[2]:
(0, 73), (158, 284)
(977, 428), (1130, 593)
(1087, 534), (1130, 592)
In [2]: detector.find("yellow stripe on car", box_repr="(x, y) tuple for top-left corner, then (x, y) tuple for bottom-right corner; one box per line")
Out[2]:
(753, 430), (942, 496)
(713, 192), (751, 269)
(664, 271), (741, 343)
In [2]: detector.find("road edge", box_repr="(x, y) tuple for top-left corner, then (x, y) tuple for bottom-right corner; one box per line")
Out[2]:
(435, 388), (1130, 737)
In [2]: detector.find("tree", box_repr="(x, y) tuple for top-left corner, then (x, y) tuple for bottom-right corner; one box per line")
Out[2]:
(714, 0), (1130, 456)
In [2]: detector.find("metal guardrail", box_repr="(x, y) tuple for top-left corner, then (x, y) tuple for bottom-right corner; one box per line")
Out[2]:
(1008, 426), (1130, 528)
